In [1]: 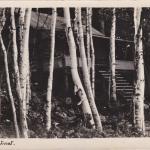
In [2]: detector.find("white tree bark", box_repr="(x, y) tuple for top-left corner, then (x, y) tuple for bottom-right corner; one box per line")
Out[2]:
(0, 9), (20, 137)
(18, 8), (25, 58)
(10, 8), (23, 137)
(76, 8), (102, 131)
(26, 73), (31, 112)
(88, 8), (95, 97)
(133, 7), (145, 134)
(46, 8), (57, 131)
(0, 35), (20, 138)
(19, 8), (31, 138)
(10, 8), (22, 98)
(110, 8), (117, 103)
(24, 9), (31, 114)
(64, 7), (95, 128)
(17, 8), (31, 113)
(86, 8), (91, 77)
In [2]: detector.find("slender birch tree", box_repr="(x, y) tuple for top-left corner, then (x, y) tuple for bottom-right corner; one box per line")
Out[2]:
(133, 7), (145, 134)
(24, 9), (31, 113)
(26, 72), (31, 112)
(88, 8), (95, 97)
(64, 7), (95, 128)
(110, 8), (117, 103)
(19, 8), (31, 138)
(46, 8), (57, 131)
(10, 7), (23, 128)
(0, 9), (20, 138)
(10, 8), (21, 93)
(76, 8), (102, 131)
(17, 8), (25, 58)
(86, 8), (91, 76)
(17, 8), (31, 112)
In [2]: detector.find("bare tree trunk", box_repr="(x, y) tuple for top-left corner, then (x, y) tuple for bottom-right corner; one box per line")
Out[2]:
(110, 8), (117, 103)
(0, 35), (20, 138)
(86, 8), (91, 77)
(10, 7), (23, 125)
(26, 73), (31, 112)
(16, 8), (31, 113)
(88, 8), (95, 97)
(17, 8), (25, 59)
(0, 9), (20, 137)
(46, 8), (57, 131)
(64, 7), (95, 128)
(17, 8), (25, 74)
(19, 8), (31, 138)
(133, 7), (145, 134)
(25, 10), (31, 114)
(76, 8), (102, 131)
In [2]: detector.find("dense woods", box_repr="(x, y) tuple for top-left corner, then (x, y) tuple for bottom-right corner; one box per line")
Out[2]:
(0, 7), (150, 138)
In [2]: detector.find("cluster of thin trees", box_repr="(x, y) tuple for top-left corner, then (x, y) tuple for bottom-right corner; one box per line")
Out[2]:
(0, 8), (31, 138)
(110, 8), (145, 134)
(0, 7), (146, 138)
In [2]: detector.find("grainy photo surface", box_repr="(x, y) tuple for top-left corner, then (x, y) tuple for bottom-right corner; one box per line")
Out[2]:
(0, 7), (149, 140)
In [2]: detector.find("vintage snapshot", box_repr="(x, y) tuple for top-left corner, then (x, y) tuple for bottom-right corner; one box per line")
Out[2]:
(0, 2), (150, 147)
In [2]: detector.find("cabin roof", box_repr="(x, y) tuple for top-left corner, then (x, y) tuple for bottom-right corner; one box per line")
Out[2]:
(30, 11), (105, 37)
(30, 11), (134, 43)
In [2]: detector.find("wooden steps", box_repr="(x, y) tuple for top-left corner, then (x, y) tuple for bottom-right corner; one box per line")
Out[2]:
(98, 69), (134, 102)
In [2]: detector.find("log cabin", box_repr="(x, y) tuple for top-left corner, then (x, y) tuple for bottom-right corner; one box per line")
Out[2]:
(29, 11), (135, 108)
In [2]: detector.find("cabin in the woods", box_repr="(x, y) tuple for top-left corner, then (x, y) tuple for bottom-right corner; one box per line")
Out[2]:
(29, 11), (135, 105)
(30, 11), (135, 71)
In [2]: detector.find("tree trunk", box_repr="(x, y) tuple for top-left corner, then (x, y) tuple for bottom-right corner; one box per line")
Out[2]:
(19, 8), (31, 138)
(0, 9), (20, 137)
(17, 8), (25, 74)
(26, 74), (31, 112)
(76, 8), (102, 131)
(17, 8), (31, 113)
(64, 8), (95, 128)
(110, 8), (117, 103)
(17, 8), (25, 59)
(25, 10), (31, 114)
(133, 7), (145, 134)
(86, 8), (91, 77)
(46, 8), (57, 131)
(10, 8), (24, 136)
(0, 35), (20, 138)
(88, 8), (95, 97)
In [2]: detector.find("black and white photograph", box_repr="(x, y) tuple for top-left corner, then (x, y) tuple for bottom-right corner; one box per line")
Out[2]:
(0, 2), (150, 147)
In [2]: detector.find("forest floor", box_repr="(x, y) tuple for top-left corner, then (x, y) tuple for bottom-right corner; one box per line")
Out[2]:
(1, 92), (150, 138)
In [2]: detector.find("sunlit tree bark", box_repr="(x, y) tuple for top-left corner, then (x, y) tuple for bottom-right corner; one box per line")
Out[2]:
(10, 7), (23, 126)
(25, 11), (31, 113)
(46, 8), (57, 131)
(17, 8), (25, 59)
(16, 8), (31, 113)
(88, 8), (95, 97)
(86, 8), (91, 77)
(133, 7), (145, 134)
(0, 9), (20, 137)
(64, 7), (95, 128)
(26, 73), (31, 112)
(19, 8), (31, 138)
(76, 8), (102, 131)
(110, 8), (117, 103)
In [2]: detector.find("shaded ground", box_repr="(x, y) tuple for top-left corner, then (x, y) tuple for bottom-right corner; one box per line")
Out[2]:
(1, 91), (150, 138)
